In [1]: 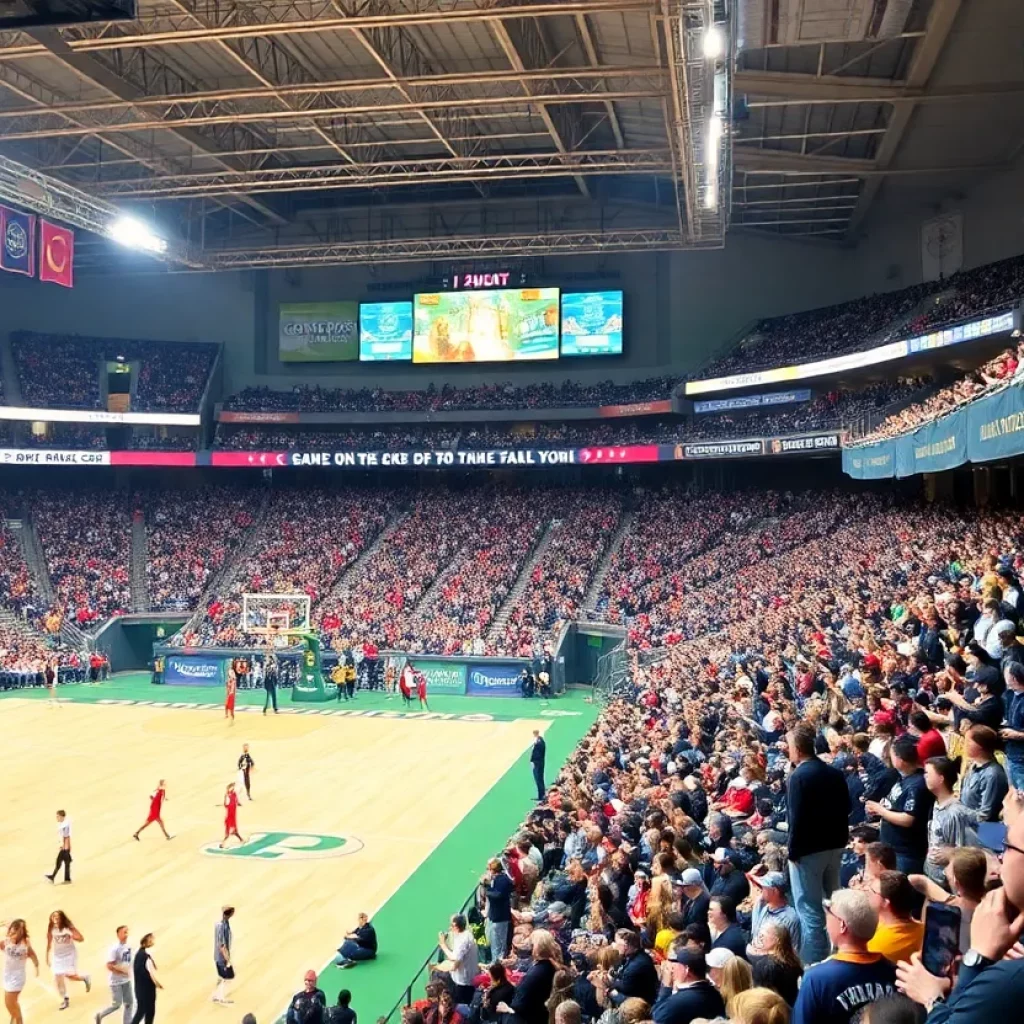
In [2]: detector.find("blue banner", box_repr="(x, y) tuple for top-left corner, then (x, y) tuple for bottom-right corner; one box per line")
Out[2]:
(968, 381), (1024, 463)
(164, 654), (225, 686)
(465, 663), (523, 697)
(0, 205), (35, 276)
(843, 442), (896, 479)
(897, 407), (968, 477)
(359, 301), (413, 362)
(694, 388), (811, 414)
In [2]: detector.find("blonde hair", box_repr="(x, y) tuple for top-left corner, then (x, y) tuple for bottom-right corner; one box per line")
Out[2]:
(618, 999), (650, 1024)
(727, 988), (790, 1024)
(646, 875), (674, 935)
(718, 955), (754, 1009)
(531, 929), (563, 964)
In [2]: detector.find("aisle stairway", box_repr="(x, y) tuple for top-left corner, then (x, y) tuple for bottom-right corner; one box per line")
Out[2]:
(322, 506), (408, 606)
(131, 514), (150, 613)
(582, 510), (634, 618)
(485, 519), (560, 642)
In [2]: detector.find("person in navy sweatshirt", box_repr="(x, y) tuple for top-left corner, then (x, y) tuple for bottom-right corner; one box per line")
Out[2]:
(791, 889), (896, 1024)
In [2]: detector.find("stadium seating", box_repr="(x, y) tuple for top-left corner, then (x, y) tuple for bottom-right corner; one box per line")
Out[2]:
(10, 333), (217, 412)
(222, 376), (678, 414)
(695, 252), (1024, 379)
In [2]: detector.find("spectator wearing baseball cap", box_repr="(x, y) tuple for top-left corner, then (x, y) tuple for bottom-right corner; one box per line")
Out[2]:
(747, 871), (801, 959)
(679, 868), (710, 931)
(651, 943), (725, 1024)
(709, 848), (749, 907)
(286, 970), (327, 1024)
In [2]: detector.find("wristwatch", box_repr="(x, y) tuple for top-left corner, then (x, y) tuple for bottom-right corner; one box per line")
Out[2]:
(962, 949), (996, 969)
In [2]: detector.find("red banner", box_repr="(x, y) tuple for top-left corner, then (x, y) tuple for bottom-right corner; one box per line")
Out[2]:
(39, 219), (74, 288)
(598, 400), (673, 418)
(209, 451), (288, 467)
(217, 411), (300, 424)
(109, 452), (197, 467)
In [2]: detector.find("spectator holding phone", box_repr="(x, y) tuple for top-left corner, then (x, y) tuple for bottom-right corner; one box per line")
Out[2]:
(895, 808), (1024, 1020)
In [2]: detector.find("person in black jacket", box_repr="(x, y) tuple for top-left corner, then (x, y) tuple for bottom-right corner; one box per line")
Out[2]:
(708, 897), (748, 958)
(608, 929), (660, 1006)
(333, 913), (377, 968)
(286, 971), (327, 1024)
(530, 731), (546, 802)
(785, 722), (851, 965)
(495, 930), (559, 1024)
(651, 945), (725, 1024)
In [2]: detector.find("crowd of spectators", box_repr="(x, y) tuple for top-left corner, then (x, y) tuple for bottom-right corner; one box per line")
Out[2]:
(142, 487), (256, 611)
(495, 494), (624, 657)
(858, 343), (1024, 443)
(696, 253), (1024, 380)
(24, 423), (108, 449)
(30, 490), (131, 626)
(10, 333), (216, 411)
(176, 487), (391, 647)
(393, 484), (1024, 1024)
(222, 377), (678, 415)
(215, 425), (461, 451)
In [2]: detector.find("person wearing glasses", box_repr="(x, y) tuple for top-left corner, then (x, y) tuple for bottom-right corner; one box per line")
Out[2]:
(791, 889), (896, 1024)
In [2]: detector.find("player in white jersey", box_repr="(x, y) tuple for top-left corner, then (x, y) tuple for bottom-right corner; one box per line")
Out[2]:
(1, 918), (39, 1024)
(95, 925), (134, 1024)
(45, 910), (91, 1010)
(44, 808), (73, 884)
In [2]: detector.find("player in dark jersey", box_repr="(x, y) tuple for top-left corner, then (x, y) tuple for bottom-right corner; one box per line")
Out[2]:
(133, 781), (171, 841)
(236, 746), (254, 801)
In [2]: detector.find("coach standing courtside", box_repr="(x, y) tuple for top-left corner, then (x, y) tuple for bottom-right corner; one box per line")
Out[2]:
(786, 723), (850, 965)
(530, 730), (546, 802)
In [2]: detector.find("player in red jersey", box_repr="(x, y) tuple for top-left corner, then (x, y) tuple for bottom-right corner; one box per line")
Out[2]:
(219, 783), (244, 849)
(224, 670), (237, 724)
(133, 780), (171, 841)
(416, 669), (430, 711)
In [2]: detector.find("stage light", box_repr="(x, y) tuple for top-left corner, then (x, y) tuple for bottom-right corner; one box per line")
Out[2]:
(704, 184), (718, 210)
(703, 26), (724, 59)
(108, 215), (168, 255)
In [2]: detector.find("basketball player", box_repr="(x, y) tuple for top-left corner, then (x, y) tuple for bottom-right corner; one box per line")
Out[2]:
(225, 669), (237, 723)
(416, 669), (430, 710)
(44, 808), (72, 884)
(133, 781), (171, 841)
(219, 783), (244, 848)
(45, 910), (91, 1010)
(237, 744), (254, 802)
(1, 919), (39, 1024)
(399, 663), (414, 707)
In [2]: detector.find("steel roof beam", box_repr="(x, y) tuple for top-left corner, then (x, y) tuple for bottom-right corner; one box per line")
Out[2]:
(0, 89), (661, 142)
(0, 1), (655, 59)
(846, 0), (962, 237)
(89, 149), (673, 198)
(487, 8), (591, 198)
(735, 71), (906, 101)
(574, 13), (626, 149)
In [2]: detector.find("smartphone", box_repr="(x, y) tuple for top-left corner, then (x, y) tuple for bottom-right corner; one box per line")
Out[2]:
(921, 901), (962, 977)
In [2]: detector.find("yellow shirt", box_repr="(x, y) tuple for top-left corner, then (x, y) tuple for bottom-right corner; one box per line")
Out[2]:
(867, 919), (924, 964)
(654, 927), (681, 957)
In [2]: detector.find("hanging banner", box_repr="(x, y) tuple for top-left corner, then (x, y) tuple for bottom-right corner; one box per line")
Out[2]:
(896, 407), (969, 478)
(843, 443), (896, 480)
(0, 205), (35, 276)
(968, 381), (1024, 463)
(694, 389), (812, 414)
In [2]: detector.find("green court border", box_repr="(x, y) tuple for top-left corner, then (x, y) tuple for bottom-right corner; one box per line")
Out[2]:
(1, 674), (598, 1021)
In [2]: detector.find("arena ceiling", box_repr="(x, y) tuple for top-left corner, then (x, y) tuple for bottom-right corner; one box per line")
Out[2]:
(0, 0), (1019, 270)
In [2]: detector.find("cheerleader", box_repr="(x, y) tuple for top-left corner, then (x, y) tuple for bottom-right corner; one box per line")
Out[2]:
(1, 919), (39, 1024)
(224, 670), (237, 723)
(46, 910), (90, 1010)
(219, 783), (244, 849)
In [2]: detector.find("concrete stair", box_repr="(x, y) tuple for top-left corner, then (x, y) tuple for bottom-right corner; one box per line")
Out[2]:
(582, 510), (634, 617)
(131, 515), (150, 613)
(485, 518), (560, 642)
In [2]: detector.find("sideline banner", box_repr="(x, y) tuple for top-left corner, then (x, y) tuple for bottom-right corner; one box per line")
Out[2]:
(466, 663), (523, 697)
(164, 654), (225, 686)
(897, 407), (968, 477)
(412, 659), (467, 694)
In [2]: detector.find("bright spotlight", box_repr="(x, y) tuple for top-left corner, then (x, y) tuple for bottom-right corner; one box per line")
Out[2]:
(108, 215), (168, 255)
(704, 184), (718, 210)
(703, 26), (724, 59)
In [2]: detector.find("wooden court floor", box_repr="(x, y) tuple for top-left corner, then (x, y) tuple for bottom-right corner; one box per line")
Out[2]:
(0, 699), (546, 1024)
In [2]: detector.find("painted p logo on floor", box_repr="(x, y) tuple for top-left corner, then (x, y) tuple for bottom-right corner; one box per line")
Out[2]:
(202, 831), (363, 860)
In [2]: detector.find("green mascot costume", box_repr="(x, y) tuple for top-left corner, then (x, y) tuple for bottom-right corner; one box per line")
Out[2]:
(290, 630), (331, 703)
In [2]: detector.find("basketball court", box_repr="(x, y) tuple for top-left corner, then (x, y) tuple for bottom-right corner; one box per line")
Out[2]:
(0, 678), (596, 1024)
